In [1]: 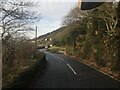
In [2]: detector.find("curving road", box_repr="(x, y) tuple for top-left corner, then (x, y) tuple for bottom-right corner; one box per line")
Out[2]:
(30, 49), (120, 88)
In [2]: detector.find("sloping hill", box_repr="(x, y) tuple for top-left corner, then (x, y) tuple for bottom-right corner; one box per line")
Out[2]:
(38, 26), (65, 40)
(37, 23), (82, 46)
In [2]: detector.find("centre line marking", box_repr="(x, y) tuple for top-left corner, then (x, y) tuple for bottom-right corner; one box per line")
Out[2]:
(46, 57), (48, 61)
(58, 57), (64, 61)
(51, 54), (53, 56)
(67, 64), (77, 75)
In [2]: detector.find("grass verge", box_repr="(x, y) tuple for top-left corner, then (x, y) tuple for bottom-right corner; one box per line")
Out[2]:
(2, 52), (46, 88)
(48, 46), (66, 54)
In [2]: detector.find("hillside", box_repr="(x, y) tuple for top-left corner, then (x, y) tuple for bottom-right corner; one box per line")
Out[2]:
(37, 26), (66, 40)
(37, 23), (82, 46)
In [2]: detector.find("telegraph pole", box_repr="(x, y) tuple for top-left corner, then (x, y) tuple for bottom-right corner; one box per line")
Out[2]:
(78, 0), (82, 9)
(35, 26), (37, 51)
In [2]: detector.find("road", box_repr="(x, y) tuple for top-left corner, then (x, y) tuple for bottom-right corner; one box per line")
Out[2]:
(30, 49), (120, 88)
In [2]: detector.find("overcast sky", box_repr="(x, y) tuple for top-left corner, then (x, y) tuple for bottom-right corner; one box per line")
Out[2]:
(28, 0), (77, 38)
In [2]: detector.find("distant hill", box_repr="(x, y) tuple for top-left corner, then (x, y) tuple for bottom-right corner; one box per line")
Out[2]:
(37, 23), (83, 46)
(36, 26), (66, 46)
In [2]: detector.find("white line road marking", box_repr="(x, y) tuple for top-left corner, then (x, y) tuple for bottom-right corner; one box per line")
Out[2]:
(67, 64), (77, 75)
(51, 54), (54, 56)
(60, 58), (64, 61)
(58, 57), (64, 61)
(46, 57), (48, 61)
(50, 54), (55, 57)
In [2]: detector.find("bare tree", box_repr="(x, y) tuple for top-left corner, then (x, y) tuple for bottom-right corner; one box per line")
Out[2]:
(1, 0), (41, 68)
(0, 0), (41, 41)
(62, 6), (88, 26)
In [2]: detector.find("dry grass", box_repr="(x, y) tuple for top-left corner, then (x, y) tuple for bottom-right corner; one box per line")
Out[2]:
(65, 53), (120, 81)
(2, 59), (36, 87)
(2, 52), (45, 88)
(48, 46), (66, 54)
(79, 58), (120, 80)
